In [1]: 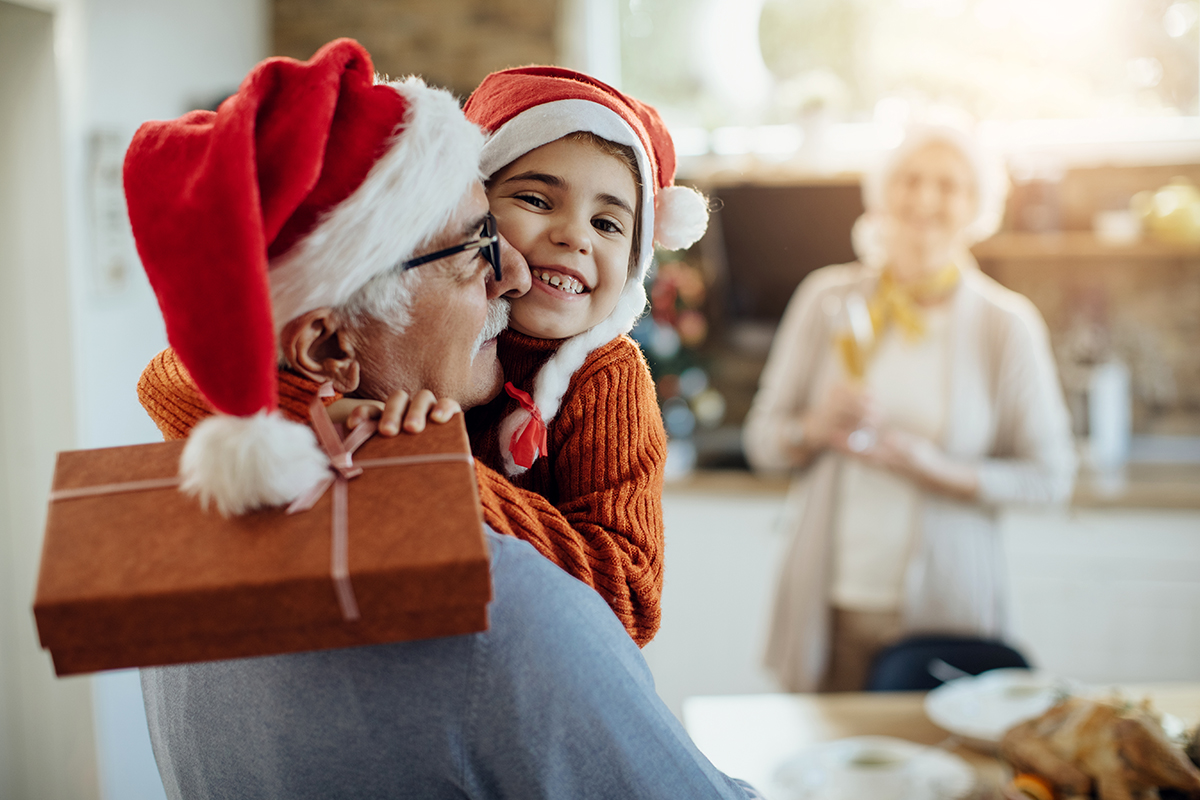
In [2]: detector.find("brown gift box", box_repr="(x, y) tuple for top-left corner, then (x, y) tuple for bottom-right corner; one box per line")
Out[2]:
(33, 416), (490, 677)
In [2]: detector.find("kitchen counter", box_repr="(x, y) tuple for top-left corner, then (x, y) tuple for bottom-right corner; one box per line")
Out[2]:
(1073, 463), (1200, 509)
(664, 463), (1200, 510)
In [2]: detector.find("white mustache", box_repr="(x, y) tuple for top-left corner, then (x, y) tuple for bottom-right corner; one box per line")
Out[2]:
(472, 298), (510, 355)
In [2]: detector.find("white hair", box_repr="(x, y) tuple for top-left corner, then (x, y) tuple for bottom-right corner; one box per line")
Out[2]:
(854, 123), (1009, 266)
(333, 264), (423, 334)
(473, 297), (511, 356)
(267, 75), (486, 337)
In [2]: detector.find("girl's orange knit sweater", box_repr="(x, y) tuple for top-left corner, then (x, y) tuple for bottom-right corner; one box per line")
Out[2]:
(467, 329), (666, 646)
(137, 337), (665, 646)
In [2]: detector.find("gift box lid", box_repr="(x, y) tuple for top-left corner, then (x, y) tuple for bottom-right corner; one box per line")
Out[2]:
(34, 416), (489, 662)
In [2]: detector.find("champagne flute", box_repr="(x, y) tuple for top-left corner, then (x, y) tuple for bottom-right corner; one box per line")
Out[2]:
(837, 292), (877, 453)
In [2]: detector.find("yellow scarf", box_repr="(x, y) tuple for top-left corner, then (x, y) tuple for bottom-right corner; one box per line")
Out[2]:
(836, 264), (960, 379)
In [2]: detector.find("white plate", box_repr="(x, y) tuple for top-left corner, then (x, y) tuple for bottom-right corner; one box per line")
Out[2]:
(924, 668), (1074, 744)
(773, 735), (976, 800)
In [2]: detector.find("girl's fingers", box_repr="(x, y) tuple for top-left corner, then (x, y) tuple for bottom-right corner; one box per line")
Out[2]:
(378, 390), (410, 436)
(429, 398), (462, 424)
(402, 390), (438, 433)
(373, 391), (460, 436)
(345, 402), (383, 430)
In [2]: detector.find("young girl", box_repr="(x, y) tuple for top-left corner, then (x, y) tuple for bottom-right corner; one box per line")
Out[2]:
(347, 68), (709, 645)
(464, 68), (707, 644)
(139, 67), (708, 646)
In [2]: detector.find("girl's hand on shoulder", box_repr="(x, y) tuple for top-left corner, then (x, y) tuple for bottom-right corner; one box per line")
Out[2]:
(353, 389), (462, 436)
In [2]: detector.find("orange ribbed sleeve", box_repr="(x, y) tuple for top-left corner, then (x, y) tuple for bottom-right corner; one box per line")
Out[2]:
(473, 338), (666, 646)
(137, 347), (339, 440)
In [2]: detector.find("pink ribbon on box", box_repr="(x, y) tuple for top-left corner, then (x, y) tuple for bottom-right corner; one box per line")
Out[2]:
(286, 384), (380, 622)
(49, 477), (182, 500)
(289, 385), (474, 622)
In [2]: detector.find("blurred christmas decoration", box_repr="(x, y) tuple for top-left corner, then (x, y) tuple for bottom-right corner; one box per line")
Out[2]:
(1132, 177), (1200, 246)
(649, 258), (709, 349)
(633, 255), (726, 479)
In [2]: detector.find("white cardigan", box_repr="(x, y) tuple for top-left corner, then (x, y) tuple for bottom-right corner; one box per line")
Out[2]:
(743, 261), (1077, 692)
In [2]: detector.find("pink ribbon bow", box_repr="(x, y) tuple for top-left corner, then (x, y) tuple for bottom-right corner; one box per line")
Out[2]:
(504, 382), (548, 469)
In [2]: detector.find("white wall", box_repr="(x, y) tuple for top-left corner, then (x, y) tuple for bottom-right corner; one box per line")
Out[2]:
(0, 3), (99, 797)
(0, 1), (267, 797)
(557, 0), (622, 87)
(644, 492), (789, 720)
(1002, 507), (1200, 685)
(76, 0), (269, 452)
(78, 7), (268, 798)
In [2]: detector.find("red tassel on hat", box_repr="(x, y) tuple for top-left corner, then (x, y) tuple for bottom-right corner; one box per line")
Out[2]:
(504, 383), (548, 469)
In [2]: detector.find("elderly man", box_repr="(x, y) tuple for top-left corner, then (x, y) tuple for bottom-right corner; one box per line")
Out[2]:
(126, 40), (760, 800)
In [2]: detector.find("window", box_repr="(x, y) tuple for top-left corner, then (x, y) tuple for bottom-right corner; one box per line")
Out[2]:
(615, 0), (1200, 167)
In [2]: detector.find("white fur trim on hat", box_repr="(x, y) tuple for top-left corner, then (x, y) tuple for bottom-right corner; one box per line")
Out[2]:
(269, 76), (486, 332)
(480, 99), (657, 281)
(498, 281), (648, 476)
(180, 412), (331, 517)
(654, 185), (709, 250)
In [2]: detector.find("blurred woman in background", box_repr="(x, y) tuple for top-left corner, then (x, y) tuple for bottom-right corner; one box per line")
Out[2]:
(743, 124), (1076, 692)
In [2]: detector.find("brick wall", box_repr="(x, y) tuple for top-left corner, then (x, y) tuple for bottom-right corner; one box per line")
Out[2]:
(273, 0), (559, 99)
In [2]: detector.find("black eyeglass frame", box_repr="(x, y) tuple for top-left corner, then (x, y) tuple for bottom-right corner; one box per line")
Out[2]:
(399, 212), (501, 281)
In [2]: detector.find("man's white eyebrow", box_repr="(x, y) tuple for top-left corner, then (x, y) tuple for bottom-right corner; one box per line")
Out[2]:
(462, 213), (489, 239)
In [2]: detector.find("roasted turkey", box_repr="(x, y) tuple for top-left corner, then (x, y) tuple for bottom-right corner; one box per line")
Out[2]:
(999, 696), (1200, 800)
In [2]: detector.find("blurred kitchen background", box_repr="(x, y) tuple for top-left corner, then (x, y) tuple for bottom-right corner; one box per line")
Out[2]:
(1, 0), (1197, 798)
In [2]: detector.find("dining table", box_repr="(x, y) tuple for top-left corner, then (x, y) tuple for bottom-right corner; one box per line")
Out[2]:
(682, 683), (1200, 800)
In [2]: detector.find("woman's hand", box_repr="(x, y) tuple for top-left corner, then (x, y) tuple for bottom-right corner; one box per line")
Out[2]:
(803, 381), (878, 451)
(841, 428), (937, 480)
(777, 382), (878, 469)
(331, 390), (462, 437)
(838, 427), (980, 502)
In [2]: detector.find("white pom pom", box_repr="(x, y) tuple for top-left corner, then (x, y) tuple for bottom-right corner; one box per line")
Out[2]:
(653, 185), (710, 250)
(180, 411), (330, 517)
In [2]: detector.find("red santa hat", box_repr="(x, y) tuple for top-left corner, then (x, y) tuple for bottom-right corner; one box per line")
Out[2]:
(124, 38), (485, 514)
(464, 67), (709, 475)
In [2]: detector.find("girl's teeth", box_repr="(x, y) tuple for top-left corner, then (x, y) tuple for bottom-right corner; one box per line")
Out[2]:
(535, 270), (583, 294)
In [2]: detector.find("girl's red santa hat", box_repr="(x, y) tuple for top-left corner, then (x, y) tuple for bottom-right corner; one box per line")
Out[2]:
(124, 38), (485, 515)
(464, 67), (709, 475)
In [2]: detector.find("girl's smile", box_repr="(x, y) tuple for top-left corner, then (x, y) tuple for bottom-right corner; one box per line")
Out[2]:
(531, 267), (587, 295)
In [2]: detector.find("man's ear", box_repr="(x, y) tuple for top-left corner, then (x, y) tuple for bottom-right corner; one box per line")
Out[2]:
(279, 309), (361, 394)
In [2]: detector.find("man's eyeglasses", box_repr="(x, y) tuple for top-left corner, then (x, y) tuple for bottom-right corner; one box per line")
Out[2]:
(400, 212), (501, 281)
